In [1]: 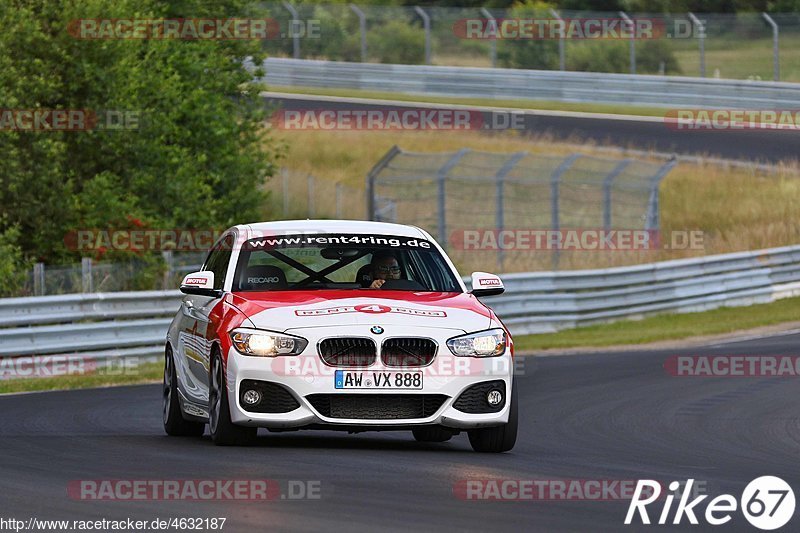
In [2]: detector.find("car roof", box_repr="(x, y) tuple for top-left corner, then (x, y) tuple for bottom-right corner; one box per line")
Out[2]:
(239, 220), (431, 240)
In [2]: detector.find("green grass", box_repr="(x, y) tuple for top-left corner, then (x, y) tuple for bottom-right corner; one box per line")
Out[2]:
(266, 85), (672, 118)
(514, 296), (800, 352)
(0, 361), (162, 395)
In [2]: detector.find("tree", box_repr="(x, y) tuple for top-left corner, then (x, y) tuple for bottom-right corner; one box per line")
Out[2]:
(0, 0), (280, 265)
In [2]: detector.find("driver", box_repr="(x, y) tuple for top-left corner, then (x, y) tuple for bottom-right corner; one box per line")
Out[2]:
(368, 253), (401, 289)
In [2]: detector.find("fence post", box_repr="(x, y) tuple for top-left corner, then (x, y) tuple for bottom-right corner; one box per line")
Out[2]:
(33, 262), (45, 296)
(550, 154), (581, 269)
(619, 11), (636, 75)
(162, 250), (174, 290)
(365, 145), (401, 221)
(307, 174), (315, 217)
(350, 4), (368, 62)
(282, 1), (301, 59)
(494, 152), (527, 273)
(414, 6), (431, 65)
(436, 149), (470, 248)
(688, 13), (705, 78)
(81, 257), (93, 293)
(480, 7), (497, 68)
(646, 157), (678, 231)
(602, 160), (631, 230)
(762, 13), (779, 81)
(549, 8), (566, 71)
(282, 168), (289, 217)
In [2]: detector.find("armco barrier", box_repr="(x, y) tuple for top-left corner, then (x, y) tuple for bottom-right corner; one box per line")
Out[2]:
(1, 244), (800, 371)
(260, 57), (800, 110)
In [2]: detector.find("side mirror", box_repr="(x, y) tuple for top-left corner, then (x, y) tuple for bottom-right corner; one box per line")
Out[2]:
(470, 272), (504, 297)
(180, 271), (222, 297)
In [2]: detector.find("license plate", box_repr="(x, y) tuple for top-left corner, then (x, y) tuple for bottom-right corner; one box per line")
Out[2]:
(335, 370), (423, 390)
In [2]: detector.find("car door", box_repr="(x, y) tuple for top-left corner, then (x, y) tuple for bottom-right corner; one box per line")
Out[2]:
(177, 233), (233, 407)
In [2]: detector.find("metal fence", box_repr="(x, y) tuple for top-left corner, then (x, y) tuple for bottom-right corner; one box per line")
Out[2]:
(2, 243), (799, 375)
(256, 3), (800, 82)
(24, 252), (204, 297)
(365, 146), (676, 271)
(264, 168), (367, 220)
(261, 57), (800, 109)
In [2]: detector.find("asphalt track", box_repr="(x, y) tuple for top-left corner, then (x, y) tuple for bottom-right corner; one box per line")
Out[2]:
(2, 332), (800, 532)
(263, 93), (800, 164)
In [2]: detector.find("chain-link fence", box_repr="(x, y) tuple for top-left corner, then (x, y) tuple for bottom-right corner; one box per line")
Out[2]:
(256, 2), (800, 82)
(23, 252), (205, 296)
(366, 147), (677, 273)
(264, 168), (366, 220)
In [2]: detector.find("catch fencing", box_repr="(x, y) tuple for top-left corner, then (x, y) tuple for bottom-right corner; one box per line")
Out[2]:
(366, 146), (676, 271)
(257, 3), (800, 82)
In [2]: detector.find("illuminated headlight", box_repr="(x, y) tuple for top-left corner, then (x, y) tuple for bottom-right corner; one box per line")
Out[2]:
(230, 329), (307, 357)
(446, 328), (506, 357)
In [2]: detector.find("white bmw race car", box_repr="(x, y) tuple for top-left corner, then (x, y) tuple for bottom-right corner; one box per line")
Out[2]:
(163, 220), (517, 452)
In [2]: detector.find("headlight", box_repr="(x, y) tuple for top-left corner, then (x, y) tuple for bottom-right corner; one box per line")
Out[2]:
(446, 328), (506, 357)
(230, 329), (308, 357)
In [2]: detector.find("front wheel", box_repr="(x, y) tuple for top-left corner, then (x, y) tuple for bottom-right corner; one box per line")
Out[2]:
(163, 347), (205, 437)
(209, 352), (257, 446)
(467, 384), (518, 453)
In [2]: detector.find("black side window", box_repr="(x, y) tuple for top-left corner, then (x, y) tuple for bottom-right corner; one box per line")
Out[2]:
(204, 234), (233, 290)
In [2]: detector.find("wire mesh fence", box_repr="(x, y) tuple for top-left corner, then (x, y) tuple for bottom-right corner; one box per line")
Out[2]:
(366, 147), (677, 273)
(256, 2), (800, 82)
(263, 168), (367, 220)
(23, 252), (205, 297)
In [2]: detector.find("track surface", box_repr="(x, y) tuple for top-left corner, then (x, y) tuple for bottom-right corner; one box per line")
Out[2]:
(264, 94), (800, 164)
(2, 333), (800, 532)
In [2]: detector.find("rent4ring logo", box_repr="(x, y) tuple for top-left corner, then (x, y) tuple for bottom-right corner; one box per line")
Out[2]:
(625, 476), (795, 530)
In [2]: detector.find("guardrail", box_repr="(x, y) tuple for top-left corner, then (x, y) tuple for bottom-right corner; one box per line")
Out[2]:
(2, 244), (800, 374)
(261, 57), (800, 109)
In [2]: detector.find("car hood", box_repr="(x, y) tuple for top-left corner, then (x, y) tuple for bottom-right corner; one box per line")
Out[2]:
(228, 290), (492, 333)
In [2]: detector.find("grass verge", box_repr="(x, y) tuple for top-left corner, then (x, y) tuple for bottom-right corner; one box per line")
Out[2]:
(266, 85), (672, 118)
(513, 296), (800, 352)
(0, 361), (162, 395)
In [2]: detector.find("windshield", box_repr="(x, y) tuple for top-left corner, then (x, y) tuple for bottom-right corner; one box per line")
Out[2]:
(233, 233), (462, 293)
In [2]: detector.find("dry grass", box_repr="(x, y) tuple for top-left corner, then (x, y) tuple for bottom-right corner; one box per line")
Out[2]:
(266, 128), (800, 272)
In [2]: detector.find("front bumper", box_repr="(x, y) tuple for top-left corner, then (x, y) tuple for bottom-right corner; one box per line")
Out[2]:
(225, 329), (513, 430)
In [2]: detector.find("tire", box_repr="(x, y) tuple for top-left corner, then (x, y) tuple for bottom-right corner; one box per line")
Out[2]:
(208, 351), (257, 446)
(163, 347), (205, 437)
(412, 426), (454, 443)
(467, 384), (518, 453)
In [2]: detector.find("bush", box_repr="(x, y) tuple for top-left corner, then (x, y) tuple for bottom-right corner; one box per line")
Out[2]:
(0, 226), (30, 297)
(497, 1), (559, 70)
(567, 39), (682, 75)
(368, 20), (426, 64)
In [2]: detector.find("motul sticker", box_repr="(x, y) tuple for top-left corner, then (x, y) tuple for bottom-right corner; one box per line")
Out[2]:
(479, 278), (501, 286)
